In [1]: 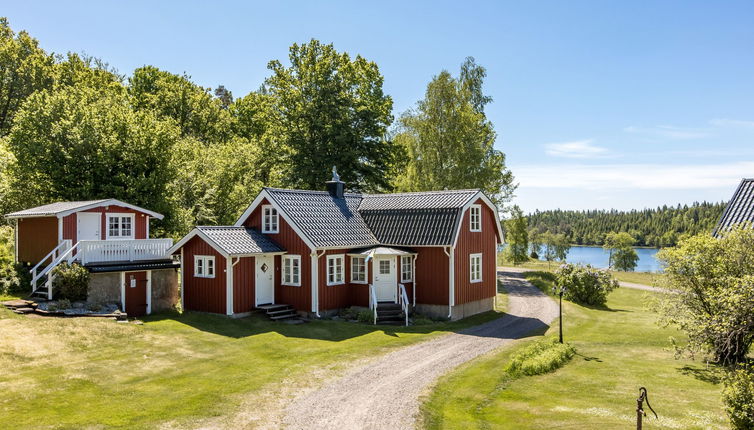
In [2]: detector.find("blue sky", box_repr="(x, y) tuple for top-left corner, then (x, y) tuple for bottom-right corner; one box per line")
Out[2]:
(4, 1), (754, 212)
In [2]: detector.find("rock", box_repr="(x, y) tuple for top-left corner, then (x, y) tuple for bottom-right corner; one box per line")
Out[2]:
(72, 302), (85, 309)
(15, 307), (35, 314)
(2, 300), (32, 308)
(282, 319), (305, 325)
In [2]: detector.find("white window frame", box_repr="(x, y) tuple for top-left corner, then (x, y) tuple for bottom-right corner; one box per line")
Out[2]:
(470, 205), (482, 232)
(106, 213), (135, 239)
(351, 256), (367, 284)
(262, 205), (279, 234)
(326, 254), (345, 286)
(194, 255), (215, 278)
(282, 255), (301, 286)
(400, 255), (413, 282)
(470, 253), (483, 283)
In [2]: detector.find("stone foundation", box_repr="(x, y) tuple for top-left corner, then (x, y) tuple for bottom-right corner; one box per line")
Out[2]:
(150, 269), (179, 313)
(87, 273), (121, 305)
(414, 297), (494, 321)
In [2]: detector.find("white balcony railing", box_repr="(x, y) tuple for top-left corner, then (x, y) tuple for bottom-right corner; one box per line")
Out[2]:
(77, 239), (173, 265)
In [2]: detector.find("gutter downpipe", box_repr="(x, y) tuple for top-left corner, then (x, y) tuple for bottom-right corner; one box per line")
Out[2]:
(311, 249), (326, 318)
(443, 246), (455, 319)
(412, 253), (417, 307)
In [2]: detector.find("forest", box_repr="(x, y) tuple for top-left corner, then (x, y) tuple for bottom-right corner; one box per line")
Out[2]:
(0, 18), (514, 238)
(527, 201), (726, 247)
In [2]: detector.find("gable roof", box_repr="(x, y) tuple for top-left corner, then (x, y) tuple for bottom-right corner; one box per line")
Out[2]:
(715, 178), (754, 237)
(5, 199), (164, 219)
(167, 226), (284, 257)
(235, 187), (502, 249)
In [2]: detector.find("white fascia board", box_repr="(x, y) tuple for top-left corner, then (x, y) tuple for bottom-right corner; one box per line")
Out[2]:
(57, 199), (165, 219)
(451, 191), (504, 247)
(234, 189), (318, 250)
(166, 228), (231, 259)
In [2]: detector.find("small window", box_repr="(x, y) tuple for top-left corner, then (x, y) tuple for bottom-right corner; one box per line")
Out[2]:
(283, 255), (301, 286)
(263, 205), (279, 233)
(194, 255), (215, 278)
(327, 255), (344, 285)
(378, 259), (391, 275)
(107, 213), (135, 239)
(470, 253), (482, 283)
(470, 205), (482, 232)
(351, 256), (366, 283)
(401, 255), (413, 282)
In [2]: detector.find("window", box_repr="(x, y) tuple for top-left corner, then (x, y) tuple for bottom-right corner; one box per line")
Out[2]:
(470, 205), (482, 232)
(283, 255), (301, 286)
(470, 253), (482, 283)
(107, 213), (135, 239)
(401, 255), (413, 282)
(379, 259), (391, 275)
(351, 256), (366, 283)
(263, 205), (279, 233)
(327, 255), (344, 285)
(194, 255), (215, 278)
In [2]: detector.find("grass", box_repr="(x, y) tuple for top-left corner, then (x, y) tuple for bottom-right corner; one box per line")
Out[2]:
(420, 286), (727, 429)
(0, 301), (504, 429)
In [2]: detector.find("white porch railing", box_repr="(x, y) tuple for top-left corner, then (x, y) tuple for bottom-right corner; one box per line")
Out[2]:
(32, 241), (79, 299)
(77, 239), (173, 265)
(368, 283), (378, 325)
(30, 240), (71, 291)
(398, 283), (410, 327)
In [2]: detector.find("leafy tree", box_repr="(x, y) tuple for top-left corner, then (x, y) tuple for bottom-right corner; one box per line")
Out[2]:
(604, 232), (639, 271)
(55, 53), (123, 93)
(0, 17), (56, 136)
(553, 233), (571, 262)
(214, 85), (233, 109)
(656, 226), (754, 364)
(128, 66), (231, 144)
(5, 86), (180, 230)
(504, 205), (529, 265)
(393, 57), (515, 205)
(261, 39), (396, 191)
(556, 263), (618, 306)
(529, 228), (543, 259)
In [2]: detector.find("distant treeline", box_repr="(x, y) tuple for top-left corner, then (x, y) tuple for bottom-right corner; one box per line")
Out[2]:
(527, 201), (726, 247)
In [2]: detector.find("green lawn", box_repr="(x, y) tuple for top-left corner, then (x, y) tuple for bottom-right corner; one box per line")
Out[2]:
(420, 286), (727, 429)
(0, 298), (507, 429)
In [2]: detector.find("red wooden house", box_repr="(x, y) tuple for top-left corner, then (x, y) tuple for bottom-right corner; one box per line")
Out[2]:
(170, 171), (503, 321)
(5, 199), (179, 316)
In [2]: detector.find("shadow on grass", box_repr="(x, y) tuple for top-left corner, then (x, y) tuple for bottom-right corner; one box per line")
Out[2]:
(678, 365), (724, 385)
(575, 352), (603, 362)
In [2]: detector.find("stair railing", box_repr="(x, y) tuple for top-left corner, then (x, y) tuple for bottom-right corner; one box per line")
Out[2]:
(30, 240), (72, 290)
(32, 241), (79, 299)
(398, 283), (410, 327)
(368, 283), (378, 325)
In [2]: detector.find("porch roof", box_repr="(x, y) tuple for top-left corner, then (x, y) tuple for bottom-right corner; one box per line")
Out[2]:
(348, 245), (416, 256)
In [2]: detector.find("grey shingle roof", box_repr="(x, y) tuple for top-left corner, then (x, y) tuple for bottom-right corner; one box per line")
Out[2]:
(715, 179), (754, 237)
(265, 188), (378, 248)
(359, 190), (478, 210)
(198, 226), (283, 255)
(5, 200), (110, 217)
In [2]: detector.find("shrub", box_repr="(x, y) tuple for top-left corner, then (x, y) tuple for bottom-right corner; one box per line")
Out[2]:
(57, 298), (71, 310)
(724, 365), (754, 429)
(555, 263), (618, 306)
(505, 337), (575, 376)
(357, 309), (374, 324)
(51, 262), (89, 301)
(0, 226), (28, 296)
(339, 307), (360, 321)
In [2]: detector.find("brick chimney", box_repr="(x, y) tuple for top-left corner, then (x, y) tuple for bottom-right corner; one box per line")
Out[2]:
(326, 166), (345, 199)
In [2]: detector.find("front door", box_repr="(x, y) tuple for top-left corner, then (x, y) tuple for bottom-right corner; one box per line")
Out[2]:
(78, 212), (101, 241)
(373, 256), (397, 302)
(124, 271), (148, 317)
(255, 255), (274, 305)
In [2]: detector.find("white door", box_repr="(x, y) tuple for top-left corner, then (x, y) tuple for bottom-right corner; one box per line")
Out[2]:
(255, 255), (274, 305)
(373, 256), (397, 302)
(77, 213), (101, 241)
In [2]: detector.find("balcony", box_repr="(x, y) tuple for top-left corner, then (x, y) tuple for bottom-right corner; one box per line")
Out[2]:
(77, 239), (173, 265)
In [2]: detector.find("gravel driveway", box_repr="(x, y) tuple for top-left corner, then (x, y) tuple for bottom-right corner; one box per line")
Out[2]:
(283, 269), (558, 430)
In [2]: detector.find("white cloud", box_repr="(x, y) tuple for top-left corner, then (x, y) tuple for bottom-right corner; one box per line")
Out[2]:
(512, 161), (754, 190)
(623, 125), (711, 140)
(544, 139), (612, 159)
(709, 118), (754, 128)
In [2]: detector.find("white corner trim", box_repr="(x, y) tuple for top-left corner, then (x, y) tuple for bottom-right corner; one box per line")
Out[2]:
(180, 248), (185, 310)
(14, 219), (19, 263)
(120, 272), (126, 311)
(146, 215), (150, 238)
(58, 217), (63, 243)
(146, 270), (152, 315)
(226, 257), (234, 316)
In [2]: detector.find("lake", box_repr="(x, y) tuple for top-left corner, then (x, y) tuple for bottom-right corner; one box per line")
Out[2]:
(531, 245), (662, 272)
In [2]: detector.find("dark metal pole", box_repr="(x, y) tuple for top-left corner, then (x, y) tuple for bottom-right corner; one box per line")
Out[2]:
(559, 291), (563, 343)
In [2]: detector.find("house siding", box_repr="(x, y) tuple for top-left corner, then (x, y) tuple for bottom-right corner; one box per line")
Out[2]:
(233, 256), (255, 314)
(62, 213), (76, 243)
(182, 236), (227, 314)
(242, 198), (311, 312)
(81, 205), (149, 240)
(17, 216), (58, 264)
(414, 247), (450, 305)
(318, 249), (353, 311)
(454, 199), (499, 305)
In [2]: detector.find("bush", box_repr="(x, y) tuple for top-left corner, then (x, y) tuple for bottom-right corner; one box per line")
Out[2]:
(57, 298), (71, 310)
(357, 309), (374, 324)
(0, 226), (28, 296)
(51, 262), (89, 301)
(555, 263), (618, 306)
(339, 307), (360, 321)
(505, 337), (575, 376)
(724, 365), (754, 429)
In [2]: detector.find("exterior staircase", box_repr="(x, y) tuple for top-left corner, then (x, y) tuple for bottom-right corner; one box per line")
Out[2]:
(375, 302), (405, 325)
(257, 304), (298, 321)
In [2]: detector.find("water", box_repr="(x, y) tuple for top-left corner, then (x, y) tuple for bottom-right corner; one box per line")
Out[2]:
(509, 245), (662, 272)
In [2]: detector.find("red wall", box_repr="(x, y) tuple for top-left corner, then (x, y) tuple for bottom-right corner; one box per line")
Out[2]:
(242, 198), (311, 312)
(415, 247), (450, 305)
(61, 205), (151, 244)
(233, 256), (255, 314)
(317, 249), (353, 311)
(454, 199), (499, 305)
(182, 236), (227, 314)
(16, 216), (58, 263)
